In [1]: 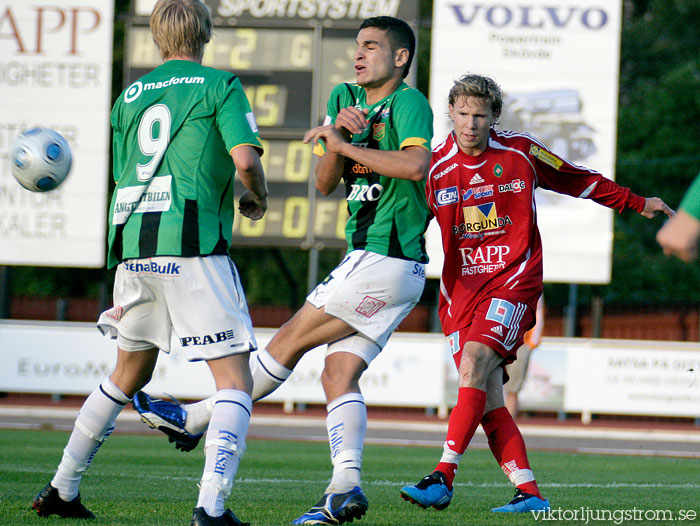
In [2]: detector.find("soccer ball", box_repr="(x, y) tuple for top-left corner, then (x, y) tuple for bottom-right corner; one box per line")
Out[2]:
(11, 128), (72, 192)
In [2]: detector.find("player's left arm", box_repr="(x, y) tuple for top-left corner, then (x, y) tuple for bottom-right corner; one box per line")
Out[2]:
(640, 197), (674, 219)
(583, 180), (674, 219)
(532, 141), (673, 218)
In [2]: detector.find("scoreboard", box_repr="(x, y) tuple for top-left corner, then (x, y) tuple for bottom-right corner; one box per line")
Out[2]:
(126, 0), (420, 248)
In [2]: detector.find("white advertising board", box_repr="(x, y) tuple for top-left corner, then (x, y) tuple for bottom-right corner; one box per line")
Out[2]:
(565, 342), (700, 418)
(3, 321), (698, 420)
(0, 322), (456, 414)
(520, 339), (700, 418)
(427, 1), (623, 283)
(0, 1), (113, 267)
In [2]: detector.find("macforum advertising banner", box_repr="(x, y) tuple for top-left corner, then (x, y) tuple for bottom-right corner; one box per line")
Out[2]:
(426, 1), (623, 283)
(0, 1), (113, 267)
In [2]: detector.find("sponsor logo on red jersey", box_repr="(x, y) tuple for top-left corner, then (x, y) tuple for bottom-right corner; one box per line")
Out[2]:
(473, 184), (494, 199)
(461, 202), (513, 232)
(469, 173), (485, 184)
(435, 186), (459, 206)
(458, 245), (510, 275)
(433, 162), (458, 180)
(529, 144), (564, 170)
(498, 179), (526, 193)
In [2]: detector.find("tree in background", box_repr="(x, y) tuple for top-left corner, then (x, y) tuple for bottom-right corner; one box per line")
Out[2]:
(544, 0), (700, 309)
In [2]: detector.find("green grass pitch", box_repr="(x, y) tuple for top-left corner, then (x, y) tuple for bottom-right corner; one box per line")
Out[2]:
(2, 429), (698, 525)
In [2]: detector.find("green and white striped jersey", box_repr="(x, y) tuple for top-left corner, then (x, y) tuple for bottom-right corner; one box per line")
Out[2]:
(107, 59), (263, 268)
(317, 82), (433, 263)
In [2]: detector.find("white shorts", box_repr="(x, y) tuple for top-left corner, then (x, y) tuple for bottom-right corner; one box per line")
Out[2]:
(97, 255), (257, 361)
(307, 250), (426, 349)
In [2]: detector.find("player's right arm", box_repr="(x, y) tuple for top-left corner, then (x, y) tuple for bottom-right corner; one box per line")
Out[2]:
(312, 140), (346, 196)
(218, 75), (268, 219)
(312, 105), (373, 195)
(306, 125), (429, 189)
(305, 86), (432, 192)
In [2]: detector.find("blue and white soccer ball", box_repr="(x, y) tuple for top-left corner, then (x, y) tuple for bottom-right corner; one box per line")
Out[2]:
(11, 128), (72, 192)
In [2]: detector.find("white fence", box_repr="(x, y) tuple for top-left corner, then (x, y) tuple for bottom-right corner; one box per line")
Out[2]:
(1, 320), (699, 421)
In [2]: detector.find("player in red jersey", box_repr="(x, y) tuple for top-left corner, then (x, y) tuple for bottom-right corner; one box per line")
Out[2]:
(400, 74), (673, 513)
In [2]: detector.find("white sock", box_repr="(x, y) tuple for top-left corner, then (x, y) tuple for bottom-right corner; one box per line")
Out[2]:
(438, 441), (464, 465)
(325, 393), (366, 494)
(184, 397), (215, 435)
(52, 378), (130, 501)
(250, 348), (292, 401)
(196, 389), (252, 517)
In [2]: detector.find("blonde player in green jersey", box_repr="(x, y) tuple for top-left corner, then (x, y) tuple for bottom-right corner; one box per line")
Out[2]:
(32, 1), (267, 525)
(134, 15), (432, 526)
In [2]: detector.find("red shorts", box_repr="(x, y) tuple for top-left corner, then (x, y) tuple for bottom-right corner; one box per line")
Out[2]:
(448, 296), (535, 370)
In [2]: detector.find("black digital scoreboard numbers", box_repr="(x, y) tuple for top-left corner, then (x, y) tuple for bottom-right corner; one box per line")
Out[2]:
(125, 0), (419, 248)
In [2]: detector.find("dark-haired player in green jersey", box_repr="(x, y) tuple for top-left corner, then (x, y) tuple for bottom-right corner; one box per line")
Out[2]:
(260, 16), (433, 525)
(133, 15), (432, 526)
(32, 1), (267, 525)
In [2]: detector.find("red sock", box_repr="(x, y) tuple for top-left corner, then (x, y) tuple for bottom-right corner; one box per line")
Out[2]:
(435, 387), (486, 489)
(481, 407), (542, 499)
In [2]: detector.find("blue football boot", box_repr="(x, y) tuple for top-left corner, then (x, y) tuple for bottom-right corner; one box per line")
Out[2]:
(133, 391), (202, 452)
(491, 489), (551, 513)
(291, 486), (368, 525)
(400, 471), (453, 510)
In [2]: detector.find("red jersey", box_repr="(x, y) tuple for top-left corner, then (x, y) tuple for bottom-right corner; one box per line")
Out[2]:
(427, 129), (645, 336)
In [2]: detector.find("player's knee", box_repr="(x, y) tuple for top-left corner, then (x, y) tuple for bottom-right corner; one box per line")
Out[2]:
(458, 344), (499, 387)
(266, 325), (306, 367)
(321, 366), (355, 393)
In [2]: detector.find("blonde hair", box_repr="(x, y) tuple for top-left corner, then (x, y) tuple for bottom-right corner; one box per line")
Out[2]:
(449, 74), (503, 119)
(150, 0), (212, 60)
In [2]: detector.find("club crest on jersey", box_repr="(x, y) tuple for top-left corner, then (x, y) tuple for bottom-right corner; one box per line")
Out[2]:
(462, 202), (513, 232)
(435, 186), (459, 206)
(356, 296), (386, 318)
(372, 122), (386, 140)
(494, 164), (504, 177)
(529, 145), (564, 170)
